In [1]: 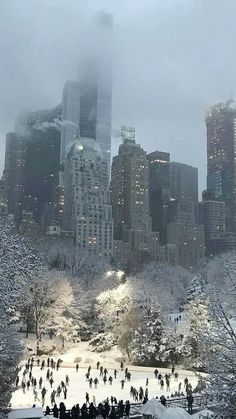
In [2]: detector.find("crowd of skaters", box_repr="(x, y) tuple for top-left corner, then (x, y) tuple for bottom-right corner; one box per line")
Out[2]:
(15, 358), (198, 417)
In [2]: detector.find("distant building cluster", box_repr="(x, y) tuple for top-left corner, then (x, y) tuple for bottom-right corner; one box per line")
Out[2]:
(2, 13), (236, 268)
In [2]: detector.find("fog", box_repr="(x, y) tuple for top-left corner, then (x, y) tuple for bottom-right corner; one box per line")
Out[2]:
(1, 0), (236, 194)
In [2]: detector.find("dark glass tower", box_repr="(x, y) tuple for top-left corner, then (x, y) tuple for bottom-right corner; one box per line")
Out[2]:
(147, 151), (170, 243)
(206, 101), (236, 230)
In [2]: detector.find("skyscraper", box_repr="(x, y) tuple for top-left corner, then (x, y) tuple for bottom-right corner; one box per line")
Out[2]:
(60, 81), (80, 165)
(170, 162), (198, 202)
(199, 192), (226, 255)
(206, 101), (236, 230)
(111, 127), (159, 261)
(60, 12), (112, 167)
(63, 136), (113, 256)
(4, 106), (61, 225)
(147, 150), (170, 243)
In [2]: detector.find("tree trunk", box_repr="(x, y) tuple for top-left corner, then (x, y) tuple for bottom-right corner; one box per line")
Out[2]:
(35, 321), (40, 355)
(25, 317), (29, 338)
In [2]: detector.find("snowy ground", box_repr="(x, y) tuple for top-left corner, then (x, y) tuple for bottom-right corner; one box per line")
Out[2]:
(11, 354), (200, 409)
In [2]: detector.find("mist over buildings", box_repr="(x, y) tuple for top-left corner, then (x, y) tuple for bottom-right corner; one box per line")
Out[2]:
(1, 0), (236, 193)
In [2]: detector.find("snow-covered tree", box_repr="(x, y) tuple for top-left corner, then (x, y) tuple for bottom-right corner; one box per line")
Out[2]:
(184, 277), (210, 366)
(202, 291), (236, 418)
(0, 310), (22, 410)
(0, 217), (41, 410)
(129, 300), (165, 364)
(46, 274), (79, 348)
(20, 270), (80, 352)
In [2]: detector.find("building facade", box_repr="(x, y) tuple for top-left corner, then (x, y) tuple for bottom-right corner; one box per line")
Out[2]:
(206, 101), (236, 231)
(147, 150), (170, 243)
(167, 222), (204, 269)
(111, 127), (159, 261)
(170, 162), (198, 202)
(63, 136), (113, 256)
(4, 106), (61, 226)
(60, 81), (80, 165)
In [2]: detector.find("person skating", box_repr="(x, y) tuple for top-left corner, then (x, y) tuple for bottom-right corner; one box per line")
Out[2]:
(187, 393), (194, 414)
(160, 395), (166, 406)
(174, 372), (179, 381)
(120, 362), (124, 371)
(114, 369), (118, 379)
(166, 377), (170, 391)
(47, 358), (50, 368)
(146, 378), (149, 386)
(154, 369), (158, 378)
(103, 375), (107, 384)
(76, 364), (79, 372)
(94, 377), (99, 388)
(63, 387), (67, 400)
(26, 380), (30, 390)
(89, 378), (93, 388)
(41, 387), (47, 405)
(86, 392), (89, 404)
(22, 380), (26, 393)
(46, 369), (50, 380)
(33, 388), (38, 402)
(49, 377), (54, 388)
(52, 403), (59, 418)
(160, 379), (164, 389)
(139, 387), (144, 401)
(125, 401), (130, 417)
(145, 388), (148, 399)
(56, 385), (61, 397)
(97, 361), (100, 370)
(65, 375), (70, 386)
(120, 379), (125, 389)
(51, 390), (56, 405)
(108, 376), (113, 385)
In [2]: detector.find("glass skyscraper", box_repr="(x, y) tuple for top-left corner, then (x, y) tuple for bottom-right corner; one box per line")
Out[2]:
(60, 12), (112, 169)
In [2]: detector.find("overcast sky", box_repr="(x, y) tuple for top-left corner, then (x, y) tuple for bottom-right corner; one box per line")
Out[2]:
(1, 0), (236, 195)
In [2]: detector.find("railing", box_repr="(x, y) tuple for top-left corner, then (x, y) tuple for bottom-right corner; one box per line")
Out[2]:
(45, 394), (209, 417)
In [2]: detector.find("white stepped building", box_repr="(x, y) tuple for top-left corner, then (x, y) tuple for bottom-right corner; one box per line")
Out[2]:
(63, 136), (113, 256)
